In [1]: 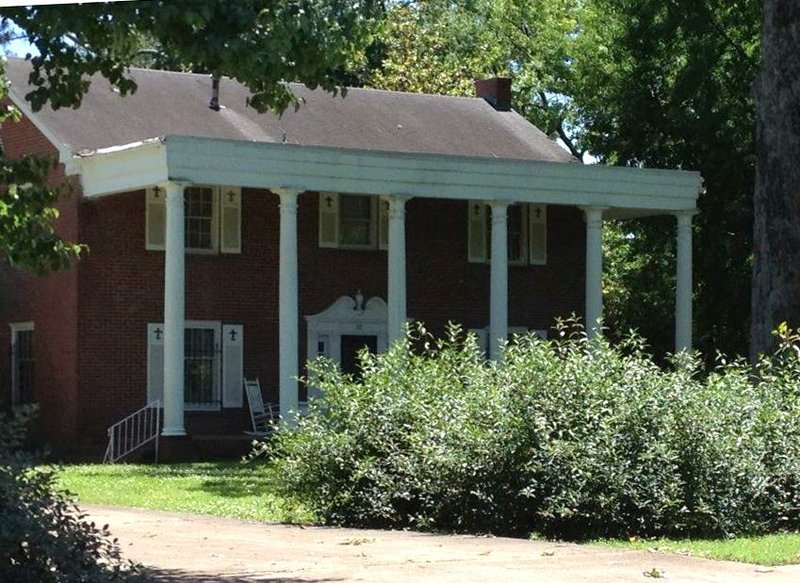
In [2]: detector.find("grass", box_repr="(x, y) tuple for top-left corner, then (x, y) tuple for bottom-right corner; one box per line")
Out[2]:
(55, 463), (800, 566)
(55, 461), (311, 524)
(597, 533), (800, 566)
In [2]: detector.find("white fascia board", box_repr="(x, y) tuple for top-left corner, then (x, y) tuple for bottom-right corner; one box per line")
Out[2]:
(77, 139), (168, 197)
(163, 135), (701, 213)
(6, 87), (80, 175)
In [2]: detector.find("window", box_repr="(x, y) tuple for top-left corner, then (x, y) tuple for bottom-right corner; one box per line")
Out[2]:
(468, 201), (547, 265)
(340, 195), (376, 247)
(146, 321), (245, 410)
(10, 323), (34, 406)
(319, 192), (385, 249)
(184, 187), (215, 251)
(146, 185), (241, 254)
(184, 326), (217, 408)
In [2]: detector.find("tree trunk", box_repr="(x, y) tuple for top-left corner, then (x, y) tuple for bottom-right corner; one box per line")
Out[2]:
(751, 0), (800, 359)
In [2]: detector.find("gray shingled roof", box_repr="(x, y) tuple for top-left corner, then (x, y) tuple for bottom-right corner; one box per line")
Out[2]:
(6, 58), (576, 163)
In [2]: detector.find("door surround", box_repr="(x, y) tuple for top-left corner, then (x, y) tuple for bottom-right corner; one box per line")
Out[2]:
(305, 295), (388, 398)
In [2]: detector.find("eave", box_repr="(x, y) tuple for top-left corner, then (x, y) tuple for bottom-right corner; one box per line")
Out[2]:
(75, 134), (702, 216)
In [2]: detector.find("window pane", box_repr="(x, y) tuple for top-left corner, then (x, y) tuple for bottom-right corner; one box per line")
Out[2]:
(14, 330), (35, 404)
(184, 187), (214, 250)
(508, 205), (524, 262)
(340, 195), (371, 220)
(339, 195), (373, 246)
(185, 328), (216, 406)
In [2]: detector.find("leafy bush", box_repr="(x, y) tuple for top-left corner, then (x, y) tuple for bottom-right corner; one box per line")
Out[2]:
(0, 406), (141, 582)
(268, 322), (800, 540)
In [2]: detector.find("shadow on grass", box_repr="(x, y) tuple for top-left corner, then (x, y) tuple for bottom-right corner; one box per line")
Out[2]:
(144, 566), (344, 582)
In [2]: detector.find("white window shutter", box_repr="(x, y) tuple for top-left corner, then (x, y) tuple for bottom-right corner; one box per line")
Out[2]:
(147, 323), (165, 404)
(146, 188), (166, 250)
(318, 192), (339, 248)
(220, 186), (242, 254)
(529, 204), (547, 265)
(222, 324), (244, 408)
(468, 201), (488, 263)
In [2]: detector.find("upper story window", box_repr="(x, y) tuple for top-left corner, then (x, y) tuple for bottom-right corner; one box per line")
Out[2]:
(319, 192), (387, 250)
(185, 187), (215, 251)
(468, 201), (547, 265)
(10, 322), (35, 407)
(146, 185), (241, 254)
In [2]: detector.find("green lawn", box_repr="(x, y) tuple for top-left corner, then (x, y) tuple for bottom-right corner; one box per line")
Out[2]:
(597, 534), (800, 566)
(56, 463), (800, 566)
(55, 462), (311, 524)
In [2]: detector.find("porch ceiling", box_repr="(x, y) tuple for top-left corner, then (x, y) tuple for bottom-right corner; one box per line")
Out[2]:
(76, 134), (701, 215)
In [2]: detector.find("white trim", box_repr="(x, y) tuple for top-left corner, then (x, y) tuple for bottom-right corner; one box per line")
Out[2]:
(78, 139), (169, 197)
(9, 321), (34, 333)
(305, 296), (389, 399)
(76, 135), (700, 215)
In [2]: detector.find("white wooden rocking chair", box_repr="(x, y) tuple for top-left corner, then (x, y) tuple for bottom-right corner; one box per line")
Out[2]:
(244, 378), (279, 436)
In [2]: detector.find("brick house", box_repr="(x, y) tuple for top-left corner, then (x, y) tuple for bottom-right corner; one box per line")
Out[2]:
(0, 58), (701, 458)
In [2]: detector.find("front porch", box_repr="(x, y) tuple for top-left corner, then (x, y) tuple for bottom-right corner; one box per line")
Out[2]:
(75, 135), (702, 440)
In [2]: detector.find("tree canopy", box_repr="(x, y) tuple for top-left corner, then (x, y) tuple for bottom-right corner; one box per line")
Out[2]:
(365, 0), (760, 358)
(0, 0), (381, 272)
(0, 0), (783, 358)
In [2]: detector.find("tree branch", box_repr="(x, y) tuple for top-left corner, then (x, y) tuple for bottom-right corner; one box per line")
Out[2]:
(538, 91), (584, 160)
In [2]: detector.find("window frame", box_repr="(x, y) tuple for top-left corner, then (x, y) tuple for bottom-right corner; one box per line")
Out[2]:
(183, 186), (220, 254)
(184, 321), (221, 411)
(10, 322), (34, 407)
(338, 193), (379, 250)
(146, 185), (242, 254)
(318, 192), (384, 250)
(467, 201), (547, 266)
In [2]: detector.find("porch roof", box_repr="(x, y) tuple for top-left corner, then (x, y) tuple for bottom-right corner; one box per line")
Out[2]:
(6, 57), (701, 216)
(75, 135), (702, 217)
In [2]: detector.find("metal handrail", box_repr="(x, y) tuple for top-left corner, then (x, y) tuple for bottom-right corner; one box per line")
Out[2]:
(103, 400), (161, 463)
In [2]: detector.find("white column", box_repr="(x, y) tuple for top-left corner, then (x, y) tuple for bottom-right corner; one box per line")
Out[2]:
(675, 211), (695, 352)
(489, 200), (509, 360)
(162, 181), (186, 437)
(584, 206), (605, 339)
(277, 188), (300, 426)
(387, 195), (410, 345)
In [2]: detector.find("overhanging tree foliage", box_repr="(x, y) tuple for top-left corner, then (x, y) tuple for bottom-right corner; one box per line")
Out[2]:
(0, 0), (381, 272)
(0, 56), (83, 273)
(368, 0), (760, 358)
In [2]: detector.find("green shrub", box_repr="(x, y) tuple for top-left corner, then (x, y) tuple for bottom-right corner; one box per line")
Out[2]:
(0, 406), (141, 582)
(268, 322), (800, 540)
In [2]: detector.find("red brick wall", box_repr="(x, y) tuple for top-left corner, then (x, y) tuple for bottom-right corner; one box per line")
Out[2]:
(75, 189), (584, 448)
(0, 112), (81, 453)
(2, 112), (585, 453)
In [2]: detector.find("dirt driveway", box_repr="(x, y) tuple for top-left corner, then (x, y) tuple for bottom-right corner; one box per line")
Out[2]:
(85, 504), (800, 582)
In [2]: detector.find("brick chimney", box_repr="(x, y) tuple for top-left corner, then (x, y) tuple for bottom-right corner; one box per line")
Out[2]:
(475, 77), (512, 111)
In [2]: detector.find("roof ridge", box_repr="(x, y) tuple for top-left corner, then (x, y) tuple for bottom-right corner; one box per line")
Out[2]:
(7, 56), (486, 103)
